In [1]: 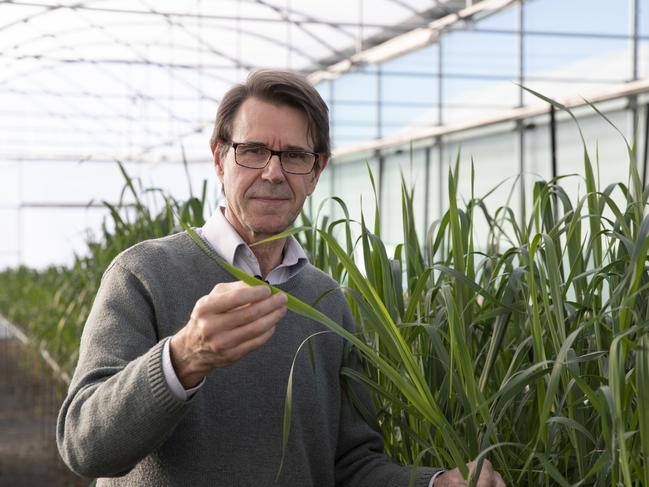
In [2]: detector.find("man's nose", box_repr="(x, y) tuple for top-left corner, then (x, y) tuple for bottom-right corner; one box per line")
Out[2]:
(261, 154), (286, 183)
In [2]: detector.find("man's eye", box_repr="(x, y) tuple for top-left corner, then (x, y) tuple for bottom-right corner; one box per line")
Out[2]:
(286, 151), (306, 160)
(241, 146), (265, 155)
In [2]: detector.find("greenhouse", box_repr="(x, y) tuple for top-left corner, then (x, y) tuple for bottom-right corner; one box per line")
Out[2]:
(1, 0), (649, 485)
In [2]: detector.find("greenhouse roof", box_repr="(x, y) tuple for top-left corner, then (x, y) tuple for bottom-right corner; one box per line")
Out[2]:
(0, 0), (507, 165)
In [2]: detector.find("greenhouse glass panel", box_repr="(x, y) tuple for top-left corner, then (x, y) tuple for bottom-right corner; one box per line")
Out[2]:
(21, 161), (143, 205)
(525, 0), (629, 36)
(0, 162), (20, 205)
(315, 81), (333, 108)
(427, 142), (443, 226)
(20, 207), (108, 268)
(640, 40), (649, 81)
(331, 102), (378, 146)
(380, 73), (437, 137)
(331, 68), (379, 147)
(380, 105), (438, 134)
(308, 154), (335, 221)
(379, 45), (436, 75)
(525, 36), (630, 85)
(441, 26), (521, 123)
(331, 158), (379, 232)
(141, 162), (218, 205)
(378, 45), (438, 137)
(0, 210), (19, 269)
(380, 147), (427, 246)
(477, 2), (518, 30)
(442, 31), (518, 79)
(641, 98), (649, 185)
(523, 116), (553, 200)
(443, 124), (520, 246)
(554, 105), (631, 220)
(441, 80), (520, 124)
(523, 0), (632, 105)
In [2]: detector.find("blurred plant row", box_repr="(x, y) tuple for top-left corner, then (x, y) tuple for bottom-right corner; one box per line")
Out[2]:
(1, 98), (648, 485)
(0, 162), (209, 378)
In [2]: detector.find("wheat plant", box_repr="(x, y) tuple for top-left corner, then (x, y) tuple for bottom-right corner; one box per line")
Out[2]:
(0, 97), (647, 485)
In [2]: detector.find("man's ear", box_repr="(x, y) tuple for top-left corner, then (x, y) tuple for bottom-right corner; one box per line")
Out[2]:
(212, 142), (225, 182)
(307, 156), (329, 196)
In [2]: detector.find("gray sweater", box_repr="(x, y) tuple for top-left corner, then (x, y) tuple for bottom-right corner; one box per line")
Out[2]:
(57, 232), (440, 486)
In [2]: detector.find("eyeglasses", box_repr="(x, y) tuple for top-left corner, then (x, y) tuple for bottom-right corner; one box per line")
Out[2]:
(231, 142), (319, 175)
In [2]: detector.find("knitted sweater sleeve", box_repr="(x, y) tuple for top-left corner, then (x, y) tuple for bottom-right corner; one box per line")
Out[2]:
(333, 306), (443, 487)
(56, 261), (191, 478)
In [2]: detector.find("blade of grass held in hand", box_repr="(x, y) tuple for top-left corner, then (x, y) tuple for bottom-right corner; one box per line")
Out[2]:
(178, 219), (467, 469)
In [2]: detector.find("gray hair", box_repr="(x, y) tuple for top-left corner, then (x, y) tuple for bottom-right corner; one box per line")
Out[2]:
(210, 69), (331, 162)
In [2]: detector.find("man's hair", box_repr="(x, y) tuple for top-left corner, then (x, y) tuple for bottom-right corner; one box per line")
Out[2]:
(210, 69), (331, 161)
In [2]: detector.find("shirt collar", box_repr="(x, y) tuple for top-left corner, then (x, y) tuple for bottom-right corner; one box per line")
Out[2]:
(201, 206), (243, 266)
(200, 206), (308, 278)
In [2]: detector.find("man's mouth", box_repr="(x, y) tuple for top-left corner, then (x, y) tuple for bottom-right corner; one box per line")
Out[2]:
(250, 195), (290, 200)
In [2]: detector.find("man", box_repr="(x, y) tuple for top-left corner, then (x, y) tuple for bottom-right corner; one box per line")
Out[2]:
(57, 70), (506, 487)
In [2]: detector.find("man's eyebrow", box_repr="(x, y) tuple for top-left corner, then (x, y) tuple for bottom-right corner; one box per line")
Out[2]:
(243, 141), (312, 151)
(283, 144), (311, 151)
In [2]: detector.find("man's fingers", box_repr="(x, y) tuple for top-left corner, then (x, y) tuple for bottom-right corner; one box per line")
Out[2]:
(217, 305), (287, 351)
(436, 461), (506, 487)
(433, 468), (464, 486)
(220, 292), (287, 330)
(475, 461), (507, 487)
(462, 459), (507, 487)
(472, 459), (489, 476)
(221, 317), (280, 363)
(196, 282), (273, 316)
(194, 282), (288, 322)
(474, 461), (492, 485)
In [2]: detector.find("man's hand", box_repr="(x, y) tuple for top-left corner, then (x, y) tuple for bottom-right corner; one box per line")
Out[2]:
(434, 459), (506, 486)
(169, 281), (288, 388)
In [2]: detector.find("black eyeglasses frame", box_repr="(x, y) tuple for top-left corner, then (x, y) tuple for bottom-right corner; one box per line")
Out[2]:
(230, 142), (319, 175)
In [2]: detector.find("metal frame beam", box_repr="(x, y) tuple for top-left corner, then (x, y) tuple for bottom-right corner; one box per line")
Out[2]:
(333, 79), (649, 159)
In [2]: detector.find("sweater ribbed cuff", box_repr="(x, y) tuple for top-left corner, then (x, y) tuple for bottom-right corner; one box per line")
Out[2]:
(147, 339), (190, 415)
(413, 467), (446, 487)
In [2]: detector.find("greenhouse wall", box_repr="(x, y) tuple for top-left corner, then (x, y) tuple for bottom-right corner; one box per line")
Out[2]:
(1, 0), (648, 269)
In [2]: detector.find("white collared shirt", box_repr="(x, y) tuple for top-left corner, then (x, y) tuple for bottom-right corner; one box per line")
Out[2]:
(162, 206), (309, 400)
(199, 205), (308, 284)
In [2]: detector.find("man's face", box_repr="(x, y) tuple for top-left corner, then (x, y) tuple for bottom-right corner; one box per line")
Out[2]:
(213, 97), (327, 244)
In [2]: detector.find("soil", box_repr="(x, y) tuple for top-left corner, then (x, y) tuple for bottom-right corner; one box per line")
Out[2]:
(0, 338), (87, 487)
